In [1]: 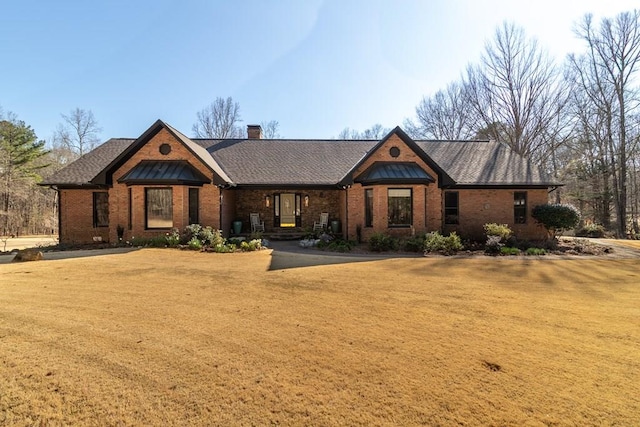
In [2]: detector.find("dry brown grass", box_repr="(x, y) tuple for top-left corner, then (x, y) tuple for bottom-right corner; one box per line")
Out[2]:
(1, 248), (639, 426)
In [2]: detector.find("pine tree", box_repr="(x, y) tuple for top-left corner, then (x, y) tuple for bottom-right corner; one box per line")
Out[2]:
(0, 118), (49, 235)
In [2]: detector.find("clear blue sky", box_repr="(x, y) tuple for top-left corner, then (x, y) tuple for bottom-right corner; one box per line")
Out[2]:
(1, 0), (637, 142)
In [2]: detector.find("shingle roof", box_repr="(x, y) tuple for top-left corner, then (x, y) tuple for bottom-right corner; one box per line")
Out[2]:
(40, 122), (557, 188)
(41, 138), (133, 186)
(417, 140), (555, 186)
(200, 139), (375, 185)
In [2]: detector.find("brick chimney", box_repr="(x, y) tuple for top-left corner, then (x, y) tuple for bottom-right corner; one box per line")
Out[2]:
(247, 124), (262, 139)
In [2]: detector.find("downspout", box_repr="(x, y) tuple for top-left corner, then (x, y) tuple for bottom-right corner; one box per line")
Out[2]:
(219, 185), (224, 236)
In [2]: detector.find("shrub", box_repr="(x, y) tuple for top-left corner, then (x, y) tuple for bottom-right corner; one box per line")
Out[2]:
(525, 247), (546, 256)
(484, 235), (503, 255)
(500, 246), (520, 256)
(187, 237), (203, 251)
(484, 223), (512, 241)
(532, 204), (580, 239)
(240, 239), (263, 252)
(403, 234), (426, 252)
(165, 228), (181, 247)
(368, 233), (398, 252)
(575, 223), (606, 238)
(424, 231), (463, 255)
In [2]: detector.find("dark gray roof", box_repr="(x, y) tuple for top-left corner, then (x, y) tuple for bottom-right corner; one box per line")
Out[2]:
(118, 160), (210, 185)
(355, 162), (435, 184)
(418, 140), (555, 186)
(41, 122), (557, 188)
(41, 138), (133, 186)
(200, 139), (376, 185)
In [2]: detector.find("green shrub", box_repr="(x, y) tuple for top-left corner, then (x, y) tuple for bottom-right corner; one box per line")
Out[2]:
(483, 223), (512, 242)
(403, 234), (426, 252)
(368, 233), (398, 252)
(532, 204), (580, 239)
(424, 231), (463, 255)
(525, 247), (547, 255)
(500, 246), (520, 256)
(187, 237), (203, 251)
(165, 228), (181, 247)
(575, 223), (606, 238)
(240, 239), (263, 251)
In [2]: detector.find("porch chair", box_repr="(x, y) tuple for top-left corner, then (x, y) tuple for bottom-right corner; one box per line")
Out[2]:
(250, 213), (265, 232)
(313, 212), (329, 232)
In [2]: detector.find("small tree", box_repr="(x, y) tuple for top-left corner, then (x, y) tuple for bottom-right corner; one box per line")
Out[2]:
(532, 204), (580, 240)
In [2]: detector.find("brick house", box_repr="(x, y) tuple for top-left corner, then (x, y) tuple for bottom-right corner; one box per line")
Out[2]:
(42, 120), (559, 244)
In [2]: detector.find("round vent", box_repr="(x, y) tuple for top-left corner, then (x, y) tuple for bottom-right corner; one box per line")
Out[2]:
(159, 144), (171, 155)
(389, 146), (400, 158)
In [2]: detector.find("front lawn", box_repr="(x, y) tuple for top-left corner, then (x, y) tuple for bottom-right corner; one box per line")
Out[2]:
(1, 249), (638, 425)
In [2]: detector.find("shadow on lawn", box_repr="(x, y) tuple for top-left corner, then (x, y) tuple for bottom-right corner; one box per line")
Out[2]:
(267, 242), (394, 270)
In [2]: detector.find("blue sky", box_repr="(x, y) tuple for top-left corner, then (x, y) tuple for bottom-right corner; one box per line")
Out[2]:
(1, 0), (638, 142)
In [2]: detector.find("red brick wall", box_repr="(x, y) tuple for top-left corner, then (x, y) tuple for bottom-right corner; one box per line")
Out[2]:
(443, 188), (549, 241)
(108, 128), (221, 242)
(58, 128), (223, 244)
(59, 189), (110, 244)
(345, 134), (442, 240)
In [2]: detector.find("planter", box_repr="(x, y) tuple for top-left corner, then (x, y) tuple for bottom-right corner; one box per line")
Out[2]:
(331, 220), (341, 234)
(232, 220), (243, 235)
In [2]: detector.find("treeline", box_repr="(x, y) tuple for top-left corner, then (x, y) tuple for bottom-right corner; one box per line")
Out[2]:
(403, 12), (640, 237)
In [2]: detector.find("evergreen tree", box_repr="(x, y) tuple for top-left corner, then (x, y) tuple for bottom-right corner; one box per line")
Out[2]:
(0, 118), (49, 235)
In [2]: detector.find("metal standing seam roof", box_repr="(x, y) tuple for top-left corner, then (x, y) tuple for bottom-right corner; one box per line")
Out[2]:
(355, 162), (435, 184)
(118, 160), (211, 185)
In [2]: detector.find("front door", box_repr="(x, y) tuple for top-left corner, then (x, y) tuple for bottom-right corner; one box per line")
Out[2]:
(280, 193), (296, 227)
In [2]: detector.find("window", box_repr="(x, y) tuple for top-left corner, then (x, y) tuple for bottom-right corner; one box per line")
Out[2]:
(189, 188), (199, 225)
(93, 192), (109, 227)
(388, 188), (412, 227)
(146, 188), (173, 229)
(365, 188), (374, 227)
(127, 188), (132, 230)
(514, 192), (527, 224)
(444, 191), (459, 225)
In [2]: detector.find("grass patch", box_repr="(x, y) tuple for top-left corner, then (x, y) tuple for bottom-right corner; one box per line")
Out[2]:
(1, 250), (639, 425)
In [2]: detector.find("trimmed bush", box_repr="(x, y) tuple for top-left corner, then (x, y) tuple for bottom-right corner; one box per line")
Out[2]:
(187, 237), (203, 251)
(424, 231), (463, 255)
(500, 247), (520, 256)
(403, 234), (427, 252)
(483, 223), (512, 242)
(575, 223), (606, 238)
(532, 204), (580, 239)
(368, 233), (399, 252)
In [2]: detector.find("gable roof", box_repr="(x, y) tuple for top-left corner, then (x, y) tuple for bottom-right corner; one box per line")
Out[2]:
(91, 120), (231, 186)
(339, 127), (455, 187)
(40, 120), (558, 189)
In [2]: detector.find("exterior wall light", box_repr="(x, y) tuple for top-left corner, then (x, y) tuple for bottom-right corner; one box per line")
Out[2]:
(304, 195), (309, 207)
(265, 195), (271, 208)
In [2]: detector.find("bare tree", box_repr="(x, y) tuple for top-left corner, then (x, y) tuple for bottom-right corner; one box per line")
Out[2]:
(193, 97), (244, 138)
(337, 124), (389, 139)
(465, 22), (569, 161)
(406, 81), (479, 140)
(54, 108), (102, 159)
(260, 120), (281, 138)
(570, 11), (640, 236)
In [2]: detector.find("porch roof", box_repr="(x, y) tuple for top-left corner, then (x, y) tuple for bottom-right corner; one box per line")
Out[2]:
(355, 162), (435, 185)
(118, 160), (211, 185)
